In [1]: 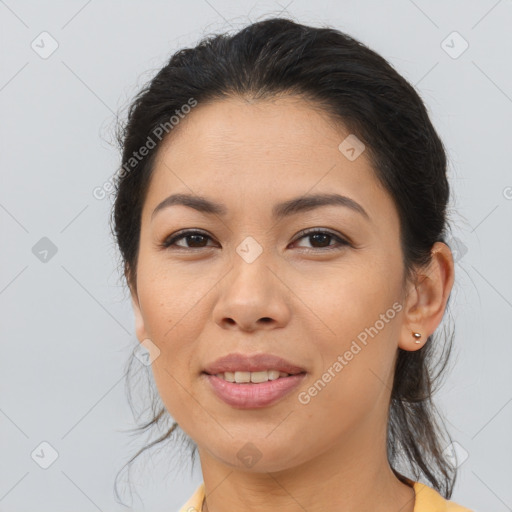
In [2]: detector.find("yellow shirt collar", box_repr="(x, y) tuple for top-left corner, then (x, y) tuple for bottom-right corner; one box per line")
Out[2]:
(178, 480), (473, 512)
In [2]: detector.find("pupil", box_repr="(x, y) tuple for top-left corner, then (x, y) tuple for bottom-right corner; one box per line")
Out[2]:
(188, 235), (206, 247)
(311, 234), (330, 247)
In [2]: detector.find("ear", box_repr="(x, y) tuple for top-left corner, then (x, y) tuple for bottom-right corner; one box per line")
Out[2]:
(130, 292), (150, 343)
(126, 268), (150, 343)
(398, 242), (455, 351)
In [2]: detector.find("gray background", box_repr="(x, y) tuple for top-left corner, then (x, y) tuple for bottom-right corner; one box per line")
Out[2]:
(1, 0), (511, 511)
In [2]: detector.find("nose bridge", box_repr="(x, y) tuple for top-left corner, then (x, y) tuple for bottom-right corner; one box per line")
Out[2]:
(212, 233), (291, 330)
(229, 233), (276, 296)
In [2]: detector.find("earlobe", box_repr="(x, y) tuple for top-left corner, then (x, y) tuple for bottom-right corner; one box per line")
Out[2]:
(398, 242), (455, 352)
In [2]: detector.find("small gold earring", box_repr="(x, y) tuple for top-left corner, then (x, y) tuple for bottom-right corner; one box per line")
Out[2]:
(413, 332), (422, 344)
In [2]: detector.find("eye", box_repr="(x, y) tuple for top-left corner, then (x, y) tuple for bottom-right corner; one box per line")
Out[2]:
(291, 228), (350, 252)
(160, 228), (350, 252)
(160, 230), (216, 249)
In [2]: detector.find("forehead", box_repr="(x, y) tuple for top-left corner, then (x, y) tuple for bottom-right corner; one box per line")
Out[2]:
(156, 95), (352, 169)
(143, 96), (395, 226)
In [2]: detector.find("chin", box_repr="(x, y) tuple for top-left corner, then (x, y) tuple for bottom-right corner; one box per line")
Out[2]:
(207, 439), (307, 474)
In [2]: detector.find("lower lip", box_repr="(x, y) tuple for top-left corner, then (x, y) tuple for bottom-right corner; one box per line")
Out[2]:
(203, 373), (306, 409)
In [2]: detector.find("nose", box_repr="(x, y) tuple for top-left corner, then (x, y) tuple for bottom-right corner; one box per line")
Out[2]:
(212, 253), (292, 332)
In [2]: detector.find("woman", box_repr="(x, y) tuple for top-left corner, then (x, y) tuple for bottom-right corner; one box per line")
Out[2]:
(111, 17), (473, 512)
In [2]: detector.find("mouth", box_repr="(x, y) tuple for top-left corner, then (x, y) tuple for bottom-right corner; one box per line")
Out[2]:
(202, 372), (306, 409)
(204, 369), (303, 383)
(201, 352), (307, 408)
(202, 370), (306, 409)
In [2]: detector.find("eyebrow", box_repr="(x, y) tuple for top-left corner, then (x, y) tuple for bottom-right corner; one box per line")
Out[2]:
(151, 192), (370, 222)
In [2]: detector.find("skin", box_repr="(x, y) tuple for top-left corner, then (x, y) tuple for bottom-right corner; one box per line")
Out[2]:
(129, 95), (455, 512)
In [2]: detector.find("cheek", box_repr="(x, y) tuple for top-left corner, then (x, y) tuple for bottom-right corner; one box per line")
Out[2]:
(298, 331), (398, 437)
(135, 263), (210, 419)
(138, 280), (201, 373)
(136, 250), (215, 344)
(303, 258), (400, 345)
(299, 264), (401, 418)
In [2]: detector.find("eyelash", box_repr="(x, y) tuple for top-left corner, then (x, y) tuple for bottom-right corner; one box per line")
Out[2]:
(159, 228), (350, 253)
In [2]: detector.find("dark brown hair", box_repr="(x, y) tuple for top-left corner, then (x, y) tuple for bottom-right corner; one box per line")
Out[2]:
(110, 16), (458, 504)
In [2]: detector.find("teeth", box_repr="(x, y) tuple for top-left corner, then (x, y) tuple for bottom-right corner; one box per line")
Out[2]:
(214, 370), (290, 383)
(235, 371), (251, 383)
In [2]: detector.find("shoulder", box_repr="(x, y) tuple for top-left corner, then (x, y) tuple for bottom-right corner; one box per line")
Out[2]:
(176, 482), (205, 512)
(413, 481), (474, 512)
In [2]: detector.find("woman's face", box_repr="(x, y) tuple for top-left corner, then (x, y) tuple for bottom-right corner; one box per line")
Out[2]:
(130, 95), (420, 472)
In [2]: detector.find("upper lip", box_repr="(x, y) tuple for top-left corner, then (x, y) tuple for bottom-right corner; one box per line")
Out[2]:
(203, 353), (306, 375)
